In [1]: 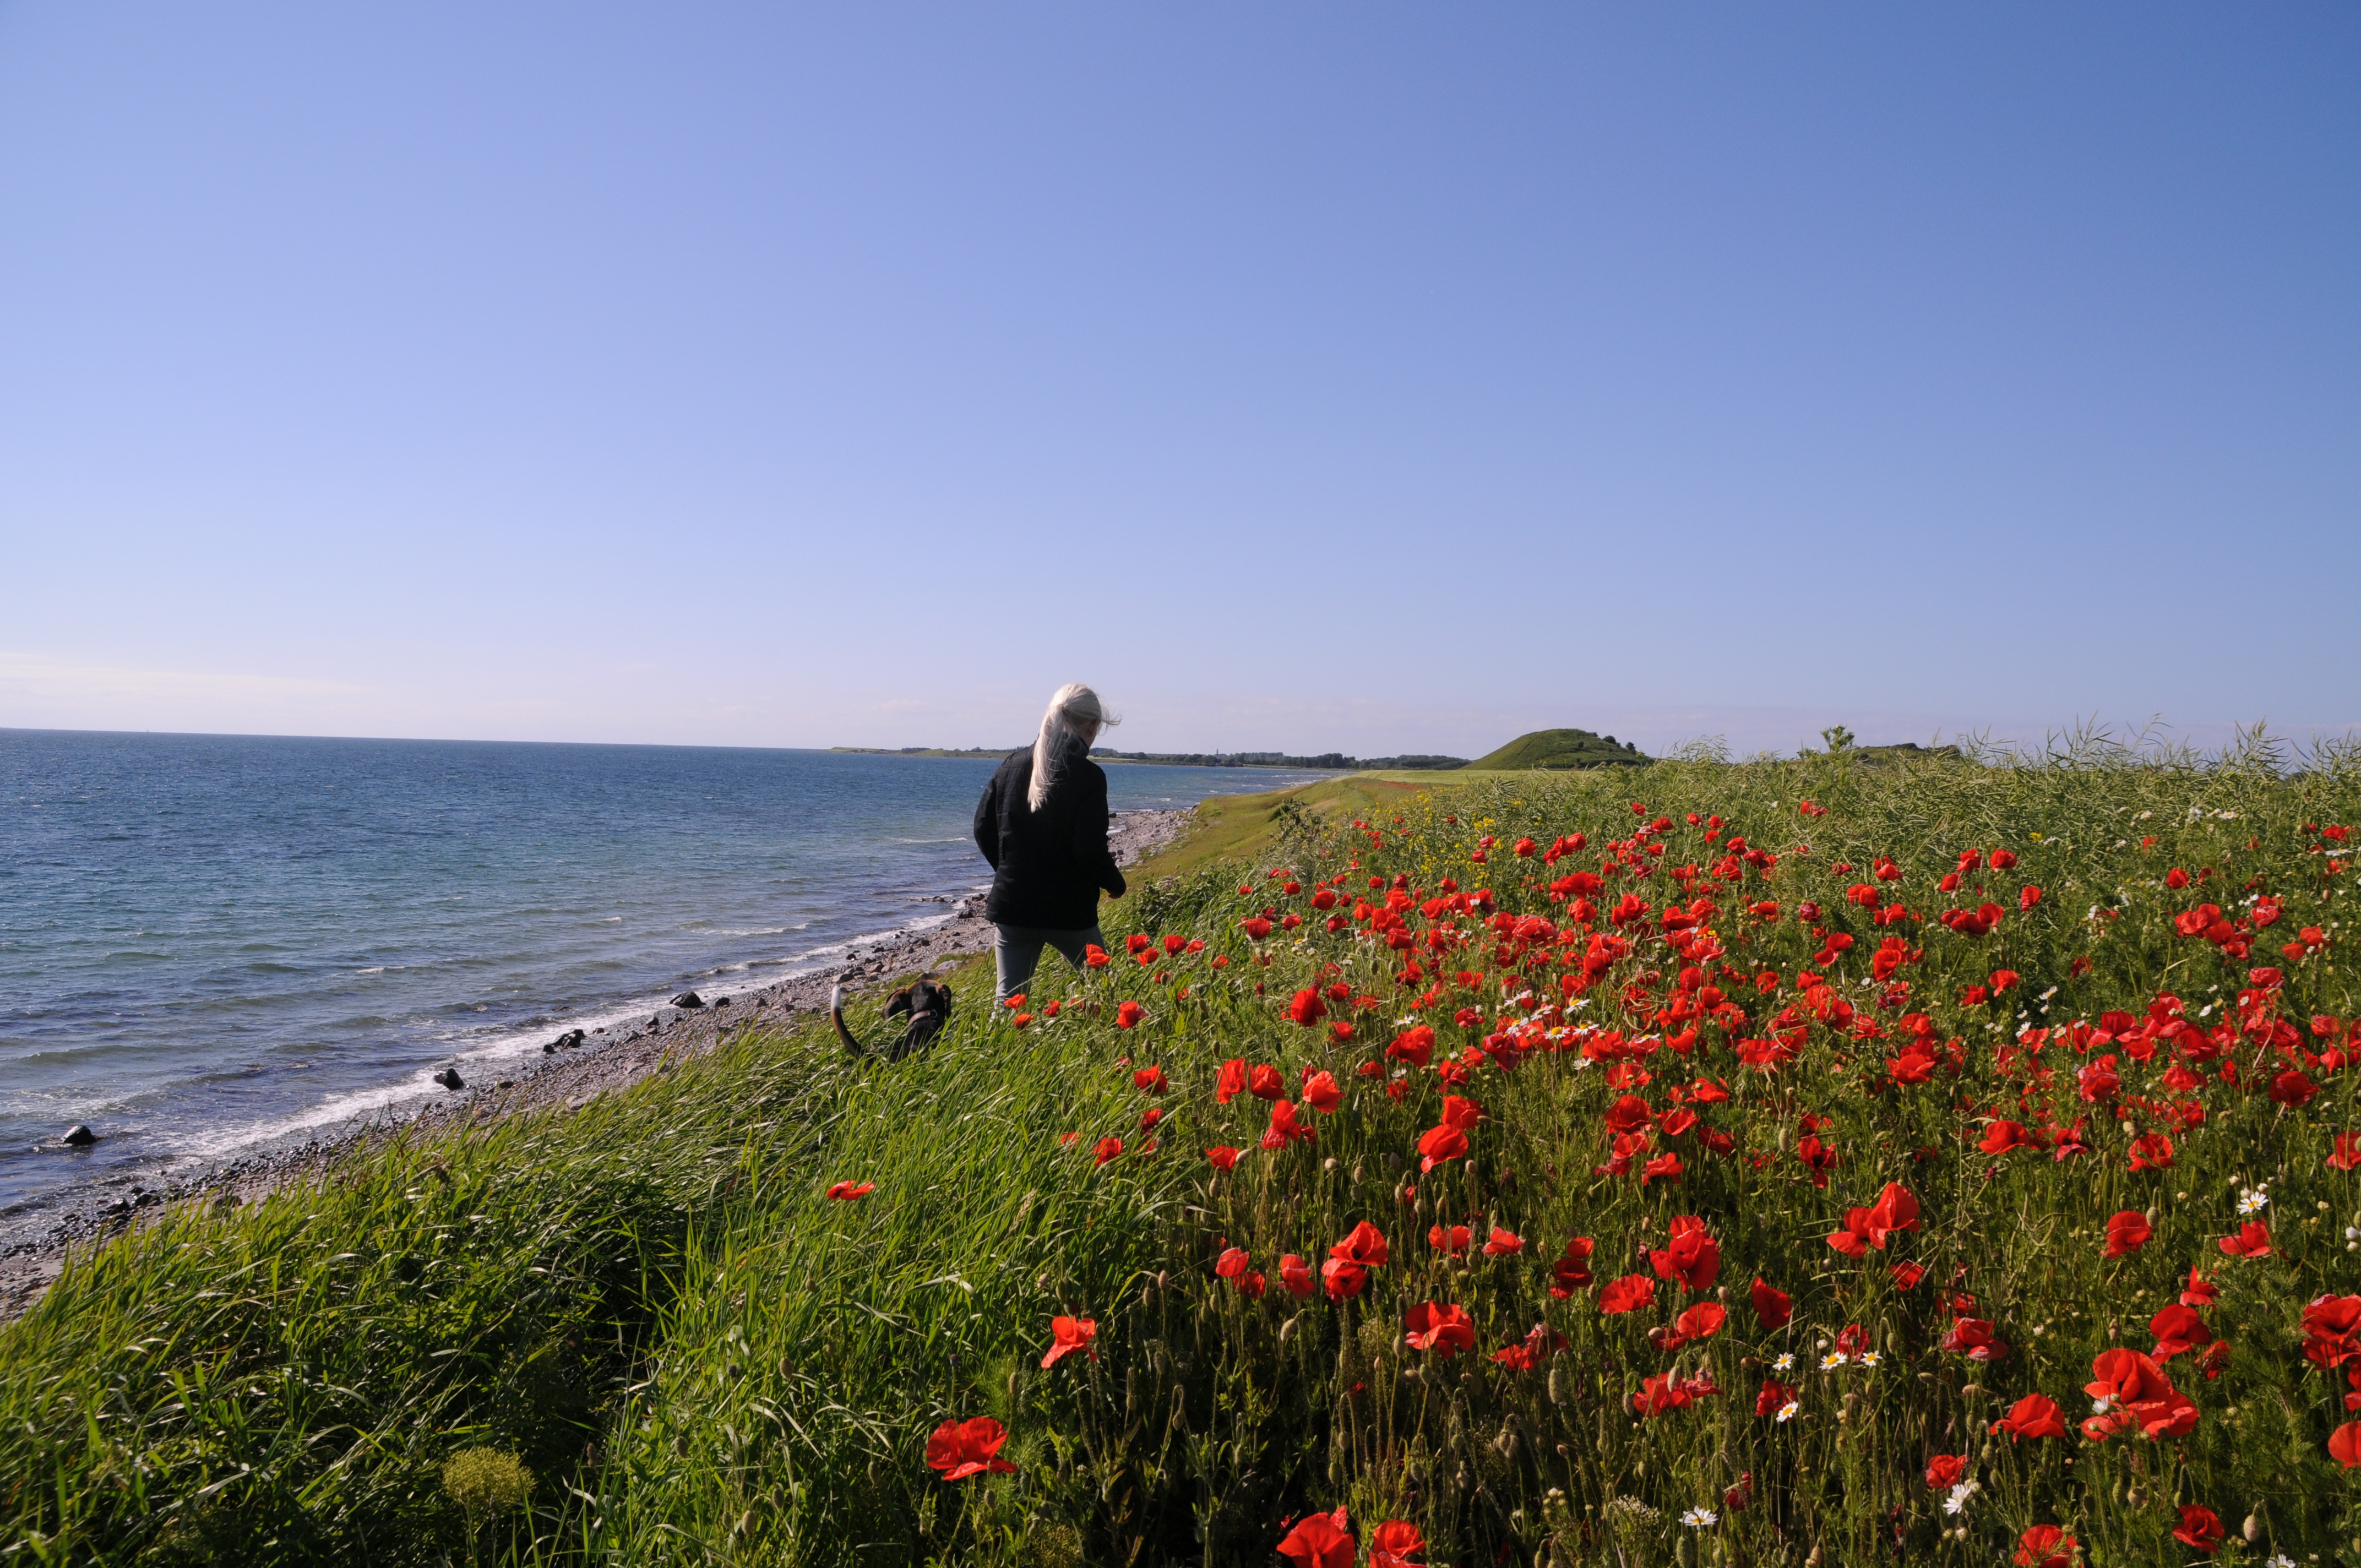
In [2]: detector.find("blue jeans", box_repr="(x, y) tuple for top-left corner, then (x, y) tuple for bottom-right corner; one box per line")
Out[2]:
(993, 922), (1106, 1004)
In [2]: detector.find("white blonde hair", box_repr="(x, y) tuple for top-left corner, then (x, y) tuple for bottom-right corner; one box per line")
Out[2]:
(1029, 683), (1117, 811)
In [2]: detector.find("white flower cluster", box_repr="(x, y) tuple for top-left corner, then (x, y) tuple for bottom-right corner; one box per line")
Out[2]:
(2239, 1184), (2271, 1217)
(1941, 1479), (1981, 1516)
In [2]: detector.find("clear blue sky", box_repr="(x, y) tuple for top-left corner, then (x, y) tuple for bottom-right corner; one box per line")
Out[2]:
(3, 3), (2354, 758)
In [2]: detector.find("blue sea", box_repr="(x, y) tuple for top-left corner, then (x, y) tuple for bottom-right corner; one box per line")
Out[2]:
(0, 730), (1329, 1238)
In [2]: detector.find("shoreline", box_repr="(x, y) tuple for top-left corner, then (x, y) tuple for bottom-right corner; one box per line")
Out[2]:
(0, 805), (1196, 1319)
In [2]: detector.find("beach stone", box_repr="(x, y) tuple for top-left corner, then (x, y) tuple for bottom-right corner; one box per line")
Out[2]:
(671, 991), (705, 1009)
(434, 1068), (465, 1091)
(60, 1124), (96, 1147)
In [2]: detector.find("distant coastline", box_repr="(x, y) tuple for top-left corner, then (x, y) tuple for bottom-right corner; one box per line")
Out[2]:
(829, 745), (1470, 770)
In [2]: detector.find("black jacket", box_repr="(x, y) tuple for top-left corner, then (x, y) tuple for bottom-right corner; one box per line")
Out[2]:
(974, 748), (1126, 929)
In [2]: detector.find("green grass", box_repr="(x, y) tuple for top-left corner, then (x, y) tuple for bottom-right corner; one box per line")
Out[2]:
(1462, 729), (1651, 771)
(6, 746), (2361, 1565)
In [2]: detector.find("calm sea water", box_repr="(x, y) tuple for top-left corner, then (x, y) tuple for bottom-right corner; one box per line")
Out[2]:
(0, 730), (1328, 1235)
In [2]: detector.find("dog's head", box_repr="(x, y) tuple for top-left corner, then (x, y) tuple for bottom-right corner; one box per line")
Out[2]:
(884, 979), (953, 1021)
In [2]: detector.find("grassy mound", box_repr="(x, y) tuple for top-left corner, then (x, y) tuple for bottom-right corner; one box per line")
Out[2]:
(5, 749), (2360, 1565)
(1466, 730), (1651, 771)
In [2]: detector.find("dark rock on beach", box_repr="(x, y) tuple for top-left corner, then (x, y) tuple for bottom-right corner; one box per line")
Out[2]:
(671, 991), (704, 1009)
(60, 1125), (96, 1147)
(433, 1068), (465, 1092)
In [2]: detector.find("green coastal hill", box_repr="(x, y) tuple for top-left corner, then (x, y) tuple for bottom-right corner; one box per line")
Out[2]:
(1462, 726), (1651, 770)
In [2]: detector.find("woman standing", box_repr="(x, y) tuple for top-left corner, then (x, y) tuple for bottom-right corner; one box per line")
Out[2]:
(973, 684), (1127, 1004)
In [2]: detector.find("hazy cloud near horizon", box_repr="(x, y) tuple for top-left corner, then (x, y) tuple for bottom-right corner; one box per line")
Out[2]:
(3, 4), (2354, 760)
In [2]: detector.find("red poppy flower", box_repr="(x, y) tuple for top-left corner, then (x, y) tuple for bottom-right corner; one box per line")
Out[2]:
(2128, 1132), (2176, 1170)
(1041, 1315), (1097, 1368)
(1865, 1183), (1921, 1244)
(1278, 1254), (1315, 1297)
(1428, 1223), (1471, 1254)
(2102, 1210), (2152, 1257)
(1286, 989), (1326, 1027)
(1320, 1259), (1367, 1300)
(1205, 1145), (1241, 1172)
(2149, 1303), (2215, 1360)
(1300, 1070), (1342, 1113)
(1549, 1237), (1596, 1297)
(2017, 885), (2042, 911)
(825, 1181), (875, 1201)
(1214, 1059), (1245, 1104)
(1092, 1136), (1122, 1166)
(1600, 1274), (1657, 1315)
(1085, 944), (1112, 967)
(2330, 1133), (2361, 1172)
(1388, 1026), (1435, 1066)
(1992, 1393), (2066, 1441)
(1750, 1277), (1792, 1328)
(1890, 1262), (1926, 1289)
(1240, 918), (1272, 941)
(2173, 1504), (2224, 1553)
(2301, 1295), (2361, 1367)
(1649, 1216), (1720, 1292)
(1249, 1064), (1285, 1101)
(1330, 1221), (1389, 1267)
(1923, 1453), (1967, 1490)
(2331, 1420), (2361, 1468)
(1755, 1378), (1797, 1416)
(1417, 1123), (1469, 1170)
(1482, 1226), (1525, 1256)
(1262, 1099), (1313, 1150)
(1403, 1301), (1476, 1357)
(1215, 1246), (1250, 1280)
(1133, 1066), (1167, 1094)
(2217, 1221), (2271, 1259)
(1674, 1300), (1727, 1341)
(1276, 1507), (1354, 1568)
(1636, 1368), (1719, 1415)
(1641, 1151), (1685, 1185)
(1938, 1317), (2010, 1362)
(1368, 1519), (1427, 1568)
(2014, 1525), (2075, 1567)
(925, 1416), (1018, 1480)
(2082, 1348), (2199, 1440)
(1979, 1120), (2037, 1156)
(1603, 1095), (1655, 1135)
(1441, 1093), (1485, 1130)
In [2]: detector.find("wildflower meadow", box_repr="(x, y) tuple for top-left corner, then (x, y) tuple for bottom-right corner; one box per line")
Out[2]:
(4, 741), (2359, 1566)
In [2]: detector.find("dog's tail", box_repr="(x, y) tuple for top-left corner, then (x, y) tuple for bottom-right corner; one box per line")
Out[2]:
(829, 986), (867, 1058)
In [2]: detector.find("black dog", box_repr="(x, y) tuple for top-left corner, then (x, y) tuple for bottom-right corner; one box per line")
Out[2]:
(830, 979), (953, 1063)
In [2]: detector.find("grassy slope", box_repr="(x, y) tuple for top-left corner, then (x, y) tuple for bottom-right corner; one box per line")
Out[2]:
(5, 754), (2360, 1566)
(1464, 731), (1650, 771)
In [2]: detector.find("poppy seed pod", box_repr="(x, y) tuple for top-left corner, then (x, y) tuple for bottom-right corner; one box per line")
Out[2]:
(2244, 1514), (2262, 1544)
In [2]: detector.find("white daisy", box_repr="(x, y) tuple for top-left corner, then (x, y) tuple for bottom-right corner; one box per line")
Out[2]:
(1772, 1352), (1796, 1374)
(2238, 1185), (2270, 1216)
(1680, 1507), (1718, 1528)
(1857, 1351), (1881, 1368)
(1820, 1352), (1849, 1370)
(1775, 1401), (1799, 1423)
(1942, 1479), (1981, 1515)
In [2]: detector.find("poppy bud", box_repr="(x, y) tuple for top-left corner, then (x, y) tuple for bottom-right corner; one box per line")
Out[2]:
(2243, 1515), (2261, 1544)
